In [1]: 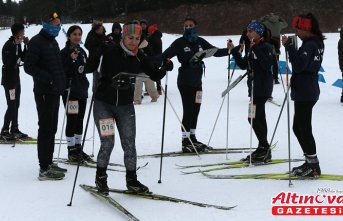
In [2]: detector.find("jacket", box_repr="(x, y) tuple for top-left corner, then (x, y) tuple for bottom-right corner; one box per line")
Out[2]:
(24, 29), (65, 95)
(286, 36), (324, 102)
(1, 36), (26, 86)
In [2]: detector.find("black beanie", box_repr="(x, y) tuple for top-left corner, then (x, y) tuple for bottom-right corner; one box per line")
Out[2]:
(112, 22), (122, 32)
(11, 23), (24, 36)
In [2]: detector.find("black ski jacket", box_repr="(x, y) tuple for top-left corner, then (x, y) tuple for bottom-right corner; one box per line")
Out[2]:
(1, 36), (26, 86)
(24, 29), (65, 95)
(60, 45), (89, 99)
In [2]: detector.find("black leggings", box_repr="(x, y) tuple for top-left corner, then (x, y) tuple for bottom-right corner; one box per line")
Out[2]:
(248, 97), (269, 148)
(2, 83), (21, 130)
(293, 101), (317, 155)
(62, 97), (87, 137)
(177, 85), (202, 132)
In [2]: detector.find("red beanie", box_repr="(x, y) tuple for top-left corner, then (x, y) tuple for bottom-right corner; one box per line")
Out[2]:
(292, 16), (312, 31)
(148, 24), (158, 34)
(123, 23), (142, 37)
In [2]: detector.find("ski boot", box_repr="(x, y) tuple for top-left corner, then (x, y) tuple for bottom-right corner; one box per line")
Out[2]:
(50, 163), (68, 173)
(182, 138), (205, 153)
(241, 146), (271, 163)
(0, 129), (16, 141)
(126, 171), (150, 193)
(96, 169), (109, 195)
(68, 146), (83, 162)
(10, 128), (28, 139)
(190, 135), (212, 150)
(75, 144), (93, 162)
(292, 156), (321, 177)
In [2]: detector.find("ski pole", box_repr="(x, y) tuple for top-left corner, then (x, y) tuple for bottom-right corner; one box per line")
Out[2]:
(57, 78), (72, 160)
(225, 41), (231, 160)
(68, 96), (94, 206)
(285, 50), (293, 187)
(90, 123), (95, 157)
(158, 72), (168, 184)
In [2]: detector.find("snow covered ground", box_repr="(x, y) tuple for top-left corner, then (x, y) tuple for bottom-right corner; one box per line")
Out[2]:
(0, 23), (342, 221)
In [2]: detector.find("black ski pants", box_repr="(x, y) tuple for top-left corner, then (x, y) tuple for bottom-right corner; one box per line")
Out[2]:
(293, 101), (317, 155)
(2, 82), (21, 131)
(62, 97), (87, 137)
(248, 97), (269, 148)
(177, 85), (202, 132)
(34, 94), (60, 170)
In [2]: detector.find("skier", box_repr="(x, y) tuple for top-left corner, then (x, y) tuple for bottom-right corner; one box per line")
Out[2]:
(84, 20), (108, 93)
(86, 23), (173, 195)
(338, 28), (343, 103)
(1, 23), (29, 141)
(162, 17), (230, 153)
(24, 12), (67, 180)
(60, 25), (92, 162)
(281, 13), (325, 177)
(228, 21), (274, 163)
(147, 24), (163, 95)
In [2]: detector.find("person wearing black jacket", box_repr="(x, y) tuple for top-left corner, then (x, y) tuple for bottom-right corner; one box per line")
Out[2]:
(106, 22), (122, 45)
(148, 24), (163, 94)
(282, 13), (325, 177)
(229, 21), (274, 163)
(60, 25), (91, 163)
(24, 12), (66, 181)
(1, 23), (29, 141)
(162, 17), (229, 153)
(84, 21), (108, 93)
(87, 23), (172, 195)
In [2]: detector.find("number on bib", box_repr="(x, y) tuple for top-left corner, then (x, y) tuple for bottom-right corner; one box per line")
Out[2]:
(67, 100), (79, 114)
(99, 118), (115, 137)
(248, 102), (256, 119)
(195, 91), (202, 104)
(9, 89), (15, 101)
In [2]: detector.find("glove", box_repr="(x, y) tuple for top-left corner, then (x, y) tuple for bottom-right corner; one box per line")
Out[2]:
(162, 58), (173, 71)
(24, 37), (29, 45)
(190, 52), (206, 66)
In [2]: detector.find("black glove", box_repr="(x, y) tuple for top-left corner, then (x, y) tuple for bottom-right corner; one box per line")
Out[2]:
(189, 52), (206, 67)
(162, 58), (173, 71)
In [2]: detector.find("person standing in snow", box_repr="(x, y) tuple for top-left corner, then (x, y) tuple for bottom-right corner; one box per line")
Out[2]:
(60, 25), (92, 163)
(259, 13), (288, 84)
(338, 28), (343, 103)
(106, 22), (122, 45)
(162, 17), (230, 153)
(281, 13), (324, 177)
(24, 12), (67, 180)
(147, 23), (163, 95)
(228, 21), (274, 163)
(86, 23), (173, 195)
(1, 23), (29, 141)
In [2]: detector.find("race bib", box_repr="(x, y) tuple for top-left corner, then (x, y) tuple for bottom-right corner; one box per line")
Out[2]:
(248, 102), (256, 119)
(195, 91), (203, 104)
(9, 89), (15, 100)
(99, 118), (115, 137)
(67, 100), (79, 114)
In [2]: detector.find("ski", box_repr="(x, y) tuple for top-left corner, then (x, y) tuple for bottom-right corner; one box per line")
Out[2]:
(83, 184), (237, 211)
(201, 172), (343, 181)
(137, 148), (250, 159)
(80, 184), (140, 221)
(0, 139), (67, 145)
(57, 160), (125, 172)
(180, 159), (304, 175)
(54, 158), (148, 170)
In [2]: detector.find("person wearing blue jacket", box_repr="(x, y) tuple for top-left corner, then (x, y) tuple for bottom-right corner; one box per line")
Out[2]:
(24, 12), (66, 181)
(229, 21), (274, 163)
(282, 13), (325, 177)
(163, 17), (229, 153)
(60, 25), (92, 163)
